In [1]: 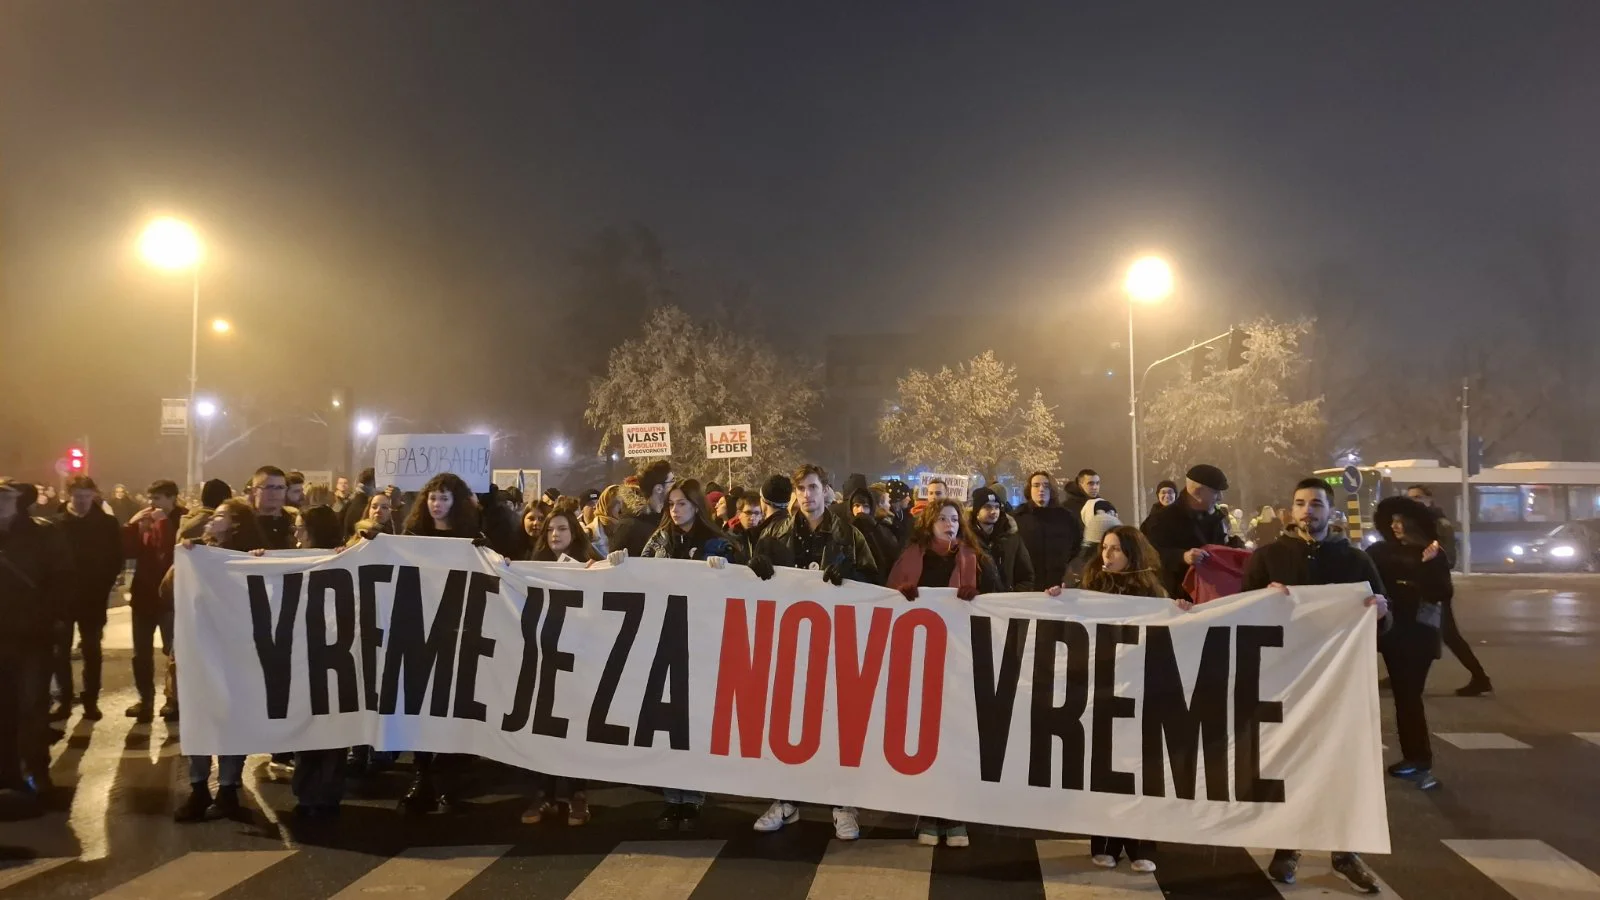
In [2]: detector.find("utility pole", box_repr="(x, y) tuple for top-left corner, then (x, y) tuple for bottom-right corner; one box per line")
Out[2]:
(1460, 378), (1472, 575)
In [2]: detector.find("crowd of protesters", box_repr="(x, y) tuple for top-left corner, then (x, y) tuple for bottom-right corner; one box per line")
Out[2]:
(0, 453), (1484, 893)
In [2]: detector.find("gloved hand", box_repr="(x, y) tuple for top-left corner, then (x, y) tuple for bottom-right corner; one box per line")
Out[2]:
(898, 585), (919, 602)
(956, 583), (977, 601)
(706, 556), (727, 570)
(606, 550), (627, 566)
(471, 534), (489, 547)
(821, 552), (849, 586)
(749, 555), (775, 581)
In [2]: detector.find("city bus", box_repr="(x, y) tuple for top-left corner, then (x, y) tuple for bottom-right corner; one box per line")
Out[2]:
(1313, 460), (1600, 571)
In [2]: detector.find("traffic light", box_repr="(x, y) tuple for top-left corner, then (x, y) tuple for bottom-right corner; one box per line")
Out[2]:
(1226, 327), (1246, 369)
(1466, 434), (1485, 477)
(68, 445), (87, 475)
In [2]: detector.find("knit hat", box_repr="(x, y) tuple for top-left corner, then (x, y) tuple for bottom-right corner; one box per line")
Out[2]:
(847, 486), (873, 512)
(706, 490), (725, 513)
(201, 478), (232, 510)
(1084, 503), (1122, 546)
(761, 474), (792, 508)
(1185, 464), (1229, 492)
(970, 486), (1003, 509)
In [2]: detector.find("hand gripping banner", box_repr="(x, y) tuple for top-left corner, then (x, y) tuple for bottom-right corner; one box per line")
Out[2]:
(174, 535), (1389, 852)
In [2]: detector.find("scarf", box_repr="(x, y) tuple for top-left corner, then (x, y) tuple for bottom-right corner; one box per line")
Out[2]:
(889, 537), (980, 601)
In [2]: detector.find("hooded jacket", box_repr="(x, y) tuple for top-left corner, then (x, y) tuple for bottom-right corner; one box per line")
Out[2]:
(755, 507), (881, 585)
(1142, 493), (1229, 601)
(1061, 481), (1092, 522)
(1367, 497), (1451, 655)
(1014, 502), (1082, 589)
(971, 512), (1035, 591)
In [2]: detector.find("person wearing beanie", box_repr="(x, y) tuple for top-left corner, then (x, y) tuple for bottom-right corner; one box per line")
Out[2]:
(178, 479), (234, 540)
(849, 486), (901, 575)
(1068, 499), (1123, 586)
(759, 473), (792, 520)
(968, 485), (1034, 591)
(1141, 464), (1230, 601)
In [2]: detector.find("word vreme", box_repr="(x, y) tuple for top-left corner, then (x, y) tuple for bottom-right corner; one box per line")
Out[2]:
(246, 565), (1284, 802)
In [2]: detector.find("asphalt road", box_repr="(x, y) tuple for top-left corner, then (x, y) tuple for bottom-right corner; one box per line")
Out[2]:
(3, 574), (1598, 899)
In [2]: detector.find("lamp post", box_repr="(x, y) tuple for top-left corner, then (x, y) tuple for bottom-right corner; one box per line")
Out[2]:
(140, 217), (204, 492)
(1123, 256), (1174, 515)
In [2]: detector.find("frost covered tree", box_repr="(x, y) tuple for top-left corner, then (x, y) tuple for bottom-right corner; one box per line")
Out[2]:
(585, 306), (819, 483)
(1142, 318), (1324, 508)
(878, 350), (1061, 485)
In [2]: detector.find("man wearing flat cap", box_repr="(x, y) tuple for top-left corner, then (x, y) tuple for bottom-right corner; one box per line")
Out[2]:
(1140, 464), (1230, 601)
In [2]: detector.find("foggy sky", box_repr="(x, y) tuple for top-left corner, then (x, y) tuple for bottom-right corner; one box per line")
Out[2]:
(3, 1), (1597, 484)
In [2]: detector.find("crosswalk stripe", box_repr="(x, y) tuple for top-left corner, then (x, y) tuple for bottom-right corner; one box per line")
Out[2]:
(805, 839), (933, 900)
(564, 840), (723, 900)
(1435, 732), (1534, 750)
(1036, 840), (1163, 897)
(1443, 839), (1600, 899)
(328, 845), (513, 900)
(1248, 849), (1404, 898)
(0, 857), (73, 892)
(91, 850), (297, 899)
(1575, 733), (1600, 748)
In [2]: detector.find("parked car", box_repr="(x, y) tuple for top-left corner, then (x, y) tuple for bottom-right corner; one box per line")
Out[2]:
(1506, 520), (1600, 572)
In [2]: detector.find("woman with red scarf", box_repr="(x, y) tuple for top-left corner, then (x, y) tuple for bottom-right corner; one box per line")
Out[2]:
(887, 499), (1001, 848)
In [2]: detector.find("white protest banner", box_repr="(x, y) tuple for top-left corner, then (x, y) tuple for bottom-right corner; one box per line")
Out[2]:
(623, 423), (672, 458)
(173, 537), (1388, 853)
(374, 433), (492, 493)
(492, 468), (542, 498)
(704, 424), (753, 459)
(918, 472), (971, 501)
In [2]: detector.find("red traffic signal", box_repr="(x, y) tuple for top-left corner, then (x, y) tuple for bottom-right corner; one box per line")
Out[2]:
(68, 446), (86, 473)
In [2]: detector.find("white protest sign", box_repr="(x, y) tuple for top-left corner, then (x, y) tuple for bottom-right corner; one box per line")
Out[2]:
(492, 468), (542, 498)
(374, 433), (492, 493)
(918, 472), (971, 501)
(704, 424), (753, 459)
(623, 423), (672, 458)
(174, 536), (1390, 853)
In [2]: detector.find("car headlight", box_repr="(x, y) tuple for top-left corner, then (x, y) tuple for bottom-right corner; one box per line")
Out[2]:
(1511, 545), (1524, 556)
(1551, 545), (1577, 559)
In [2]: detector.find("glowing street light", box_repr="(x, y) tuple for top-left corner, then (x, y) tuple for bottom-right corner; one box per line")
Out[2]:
(356, 418), (376, 437)
(551, 440), (570, 460)
(210, 318), (231, 335)
(195, 399), (218, 419)
(138, 217), (203, 271)
(1123, 255), (1175, 512)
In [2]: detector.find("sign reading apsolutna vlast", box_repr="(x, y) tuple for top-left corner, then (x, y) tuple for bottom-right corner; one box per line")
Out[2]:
(374, 433), (492, 493)
(623, 423), (672, 458)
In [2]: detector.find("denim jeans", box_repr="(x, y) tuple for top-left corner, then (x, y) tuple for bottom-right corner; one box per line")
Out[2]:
(188, 755), (245, 787)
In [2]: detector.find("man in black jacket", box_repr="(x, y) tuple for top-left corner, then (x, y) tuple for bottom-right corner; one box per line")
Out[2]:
(0, 478), (72, 808)
(52, 476), (124, 721)
(1241, 476), (1391, 894)
(617, 460), (674, 557)
(1142, 464), (1230, 601)
(969, 486), (1035, 591)
(1014, 471), (1081, 589)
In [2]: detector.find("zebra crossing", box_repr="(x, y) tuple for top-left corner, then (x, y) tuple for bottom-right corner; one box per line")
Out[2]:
(6, 834), (1600, 899)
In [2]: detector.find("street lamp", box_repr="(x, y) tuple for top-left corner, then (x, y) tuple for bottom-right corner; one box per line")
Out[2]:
(551, 440), (570, 460)
(140, 216), (205, 491)
(210, 318), (231, 335)
(1123, 255), (1173, 514)
(195, 399), (218, 419)
(356, 418), (376, 437)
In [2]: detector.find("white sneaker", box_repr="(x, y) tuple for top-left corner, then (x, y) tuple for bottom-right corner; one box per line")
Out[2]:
(753, 801), (798, 832)
(1091, 854), (1118, 868)
(1131, 859), (1156, 874)
(832, 806), (860, 840)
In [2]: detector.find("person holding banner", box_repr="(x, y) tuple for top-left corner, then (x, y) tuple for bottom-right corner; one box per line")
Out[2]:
(748, 464), (876, 840)
(398, 472), (484, 814)
(1241, 476), (1391, 893)
(528, 503), (602, 564)
(1077, 525), (1172, 874)
(640, 478), (741, 831)
(170, 499), (267, 823)
(887, 498), (1003, 848)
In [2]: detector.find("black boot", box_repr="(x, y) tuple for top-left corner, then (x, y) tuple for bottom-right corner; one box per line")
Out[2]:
(125, 700), (153, 723)
(656, 802), (682, 830)
(1456, 676), (1493, 697)
(161, 700), (180, 722)
(211, 786), (242, 819)
(174, 786), (212, 823)
(81, 697), (103, 720)
(400, 775), (439, 814)
(678, 803), (700, 832)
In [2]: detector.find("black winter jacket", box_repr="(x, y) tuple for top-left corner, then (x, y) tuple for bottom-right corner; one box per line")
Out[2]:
(0, 515), (72, 648)
(973, 514), (1036, 591)
(615, 510), (659, 558)
(1142, 494), (1229, 600)
(856, 514), (902, 578)
(1014, 503), (1081, 589)
(57, 505), (125, 616)
(755, 508), (881, 585)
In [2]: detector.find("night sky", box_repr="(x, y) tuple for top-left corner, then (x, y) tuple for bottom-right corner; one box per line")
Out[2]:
(3, 2), (1597, 484)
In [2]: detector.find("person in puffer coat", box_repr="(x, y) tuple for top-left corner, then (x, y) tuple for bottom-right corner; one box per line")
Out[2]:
(967, 486), (1034, 591)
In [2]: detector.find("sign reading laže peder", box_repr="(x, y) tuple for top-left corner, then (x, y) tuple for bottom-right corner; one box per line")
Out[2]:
(704, 424), (752, 459)
(174, 536), (1391, 853)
